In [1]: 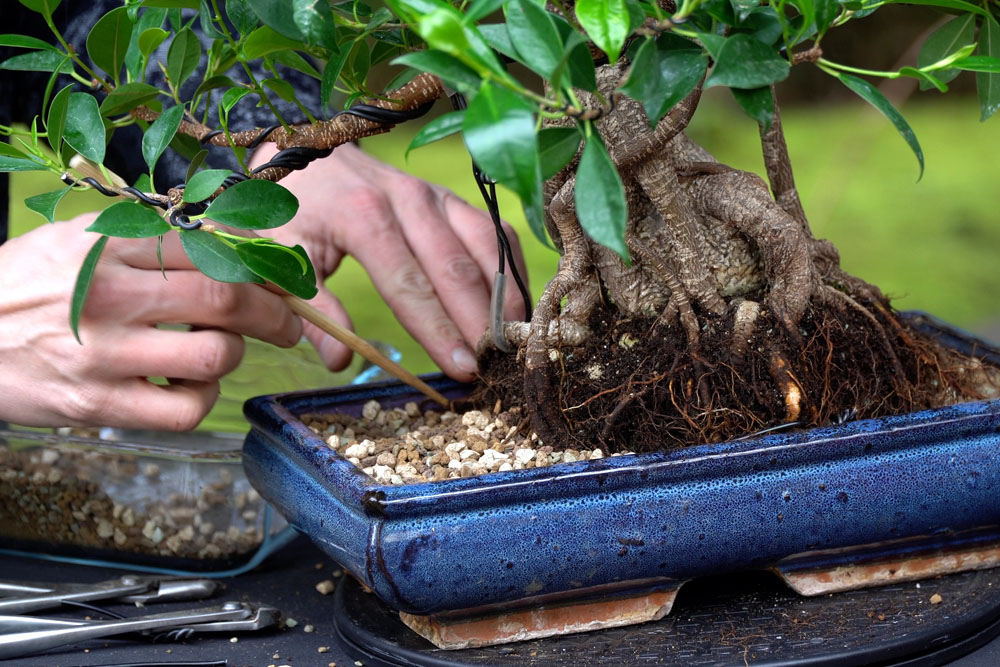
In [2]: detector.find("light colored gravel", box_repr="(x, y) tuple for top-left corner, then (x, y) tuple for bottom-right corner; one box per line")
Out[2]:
(301, 400), (634, 485)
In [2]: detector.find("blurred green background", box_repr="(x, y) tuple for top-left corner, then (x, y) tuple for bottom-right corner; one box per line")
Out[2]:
(8, 91), (1000, 403)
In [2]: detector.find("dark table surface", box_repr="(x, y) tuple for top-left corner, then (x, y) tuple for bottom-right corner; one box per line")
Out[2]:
(4, 534), (1000, 667)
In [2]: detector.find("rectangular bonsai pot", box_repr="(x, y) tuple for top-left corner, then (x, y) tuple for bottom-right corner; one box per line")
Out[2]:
(241, 313), (1000, 616)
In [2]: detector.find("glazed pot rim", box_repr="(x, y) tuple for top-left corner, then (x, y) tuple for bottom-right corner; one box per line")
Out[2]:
(242, 311), (1000, 519)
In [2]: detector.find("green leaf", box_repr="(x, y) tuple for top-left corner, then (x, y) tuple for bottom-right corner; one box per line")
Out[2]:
(140, 0), (199, 7)
(0, 34), (58, 50)
(0, 155), (47, 172)
(24, 186), (72, 223)
(19, 0), (62, 17)
(247, 0), (306, 41)
(835, 72), (923, 178)
(504, 0), (564, 79)
(0, 50), (72, 73)
(86, 201), (172, 237)
(125, 7), (167, 81)
(463, 82), (544, 243)
(263, 77), (298, 103)
(953, 55), (1000, 73)
(916, 15), (976, 90)
(87, 7), (133, 82)
(788, 0), (815, 42)
(320, 47), (350, 112)
(64, 93), (107, 164)
(731, 85), (775, 130)
(142, 103), (184, 173)
(243, 25), (305, 60)
(392, 50), (481, 93)
(814, 0), (839, 34)
(183, 169), (232, 202)
(418, 9), (472, 57)
(226, 0), (260, 36)
(180, 229), (260, 282)
(417, 8), (506, 78)
(538, 126), (581, 181)
(407, 110), (465, 156)
(271, 49), (322, 78)
(466, 0), (506, 22)
(575, 0), (630, 61)
(696, 32), (727, 59)
(100, 82), (163, 116)
(898, 66), (948, 92)
(167, 28), (201, 89)
(883, 0), (989, 18)
(0, 142), (29, 158)
(746, 6), (783, 45)
(551, 16), (598, 92)
(706, 33), (789, 89)
(195, 0), (224, 40)
(575, 134), (628, 260)
(70, 235), (108, 344)
(138, 27), (170, 58)
(977, 15), (1000, 121)
(619, 34), (707, 127)
(185, 149), (209, 183)
(236, 242), (318, 299)
(204, 179), (299, 229)
(293, 0), (339, 52)
(478, 23), (518, 60)
(348, 40), (371, 82)
(46, 83), (72, 154)
(220, 87), (253, 115)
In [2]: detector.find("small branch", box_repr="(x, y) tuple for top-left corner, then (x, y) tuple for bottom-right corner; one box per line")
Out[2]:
(792, 46), (823, 65)
(759, 87), (809, 231)
(130, 73), (445, 157)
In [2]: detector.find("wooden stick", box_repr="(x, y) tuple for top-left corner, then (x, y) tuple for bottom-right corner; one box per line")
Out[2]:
(284, 297), (450, 407)
(68, 156), (452, 407)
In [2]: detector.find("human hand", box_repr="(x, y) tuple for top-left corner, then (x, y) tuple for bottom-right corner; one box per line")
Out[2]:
(0, 215), (303, 429)
(252, 142), (528, 382)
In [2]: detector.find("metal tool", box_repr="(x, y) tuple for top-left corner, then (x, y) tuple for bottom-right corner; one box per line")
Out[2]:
(0, 576), (218, 614)
(0, 600), (254, 659)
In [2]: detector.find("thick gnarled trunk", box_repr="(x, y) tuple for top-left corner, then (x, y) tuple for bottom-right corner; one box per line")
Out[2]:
(480, 61), (1000, 452)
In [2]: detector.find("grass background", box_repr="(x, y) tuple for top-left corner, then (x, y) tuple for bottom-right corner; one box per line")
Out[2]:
(9, 92), (1000, 381)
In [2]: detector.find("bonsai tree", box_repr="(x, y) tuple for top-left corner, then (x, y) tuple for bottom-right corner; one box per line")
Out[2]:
(3, 0), (999, 451)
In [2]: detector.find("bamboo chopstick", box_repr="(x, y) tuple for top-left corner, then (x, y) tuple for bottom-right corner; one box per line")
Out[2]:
(283, 297), (450, 406)
(67, 157), (452, 407)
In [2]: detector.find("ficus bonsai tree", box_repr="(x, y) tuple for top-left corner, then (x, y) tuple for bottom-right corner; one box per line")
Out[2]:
(2, 0), (1000, 452)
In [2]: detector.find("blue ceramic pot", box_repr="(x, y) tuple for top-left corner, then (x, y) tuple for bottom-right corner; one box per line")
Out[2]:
(241, 313), (1000, 615)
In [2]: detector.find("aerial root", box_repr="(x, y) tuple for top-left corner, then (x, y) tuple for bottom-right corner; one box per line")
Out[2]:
(731, 298), (761, 357)
(769, 351), (804, 423)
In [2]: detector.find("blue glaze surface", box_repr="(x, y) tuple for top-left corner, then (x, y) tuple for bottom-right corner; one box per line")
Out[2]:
(242, 314), (1000, 615)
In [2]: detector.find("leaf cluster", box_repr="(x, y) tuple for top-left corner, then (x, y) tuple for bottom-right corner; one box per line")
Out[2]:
(2, 0), (1000, 332)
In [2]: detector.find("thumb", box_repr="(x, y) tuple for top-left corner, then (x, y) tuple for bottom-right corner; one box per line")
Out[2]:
(298, 285), (355, 371)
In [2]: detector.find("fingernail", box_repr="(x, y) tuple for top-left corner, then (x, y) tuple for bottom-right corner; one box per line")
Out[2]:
(452, 347), (478, 375)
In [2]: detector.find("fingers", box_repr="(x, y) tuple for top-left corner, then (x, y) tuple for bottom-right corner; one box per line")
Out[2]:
(83, 264), (302, 348)
(64, 377), (222, 431)
(385, 178), (493, 345)
(102, 328), (246, 382)
(438, 192), (530, 322)
(299, 285), (355, 371)
(337, 186), (480, 380)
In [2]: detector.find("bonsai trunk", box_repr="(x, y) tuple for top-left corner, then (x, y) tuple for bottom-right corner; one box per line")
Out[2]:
(477, 62), (1000, 453)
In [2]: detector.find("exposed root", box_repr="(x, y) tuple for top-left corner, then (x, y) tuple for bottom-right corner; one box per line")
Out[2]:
(769, 352), (803, 423)
(477, 301), (1000, 453)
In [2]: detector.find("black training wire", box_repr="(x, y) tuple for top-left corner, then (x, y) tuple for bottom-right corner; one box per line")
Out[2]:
(451, 92), (532, 321)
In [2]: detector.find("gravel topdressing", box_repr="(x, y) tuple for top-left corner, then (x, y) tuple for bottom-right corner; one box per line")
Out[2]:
(301, 400), (636, 485)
